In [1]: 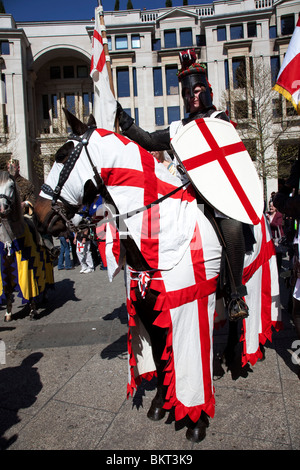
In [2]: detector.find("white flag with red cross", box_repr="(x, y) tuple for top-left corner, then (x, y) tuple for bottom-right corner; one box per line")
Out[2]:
(171, 118), (264, 225)
(90, 7), (116, 130)
(273, 17), (300, 115)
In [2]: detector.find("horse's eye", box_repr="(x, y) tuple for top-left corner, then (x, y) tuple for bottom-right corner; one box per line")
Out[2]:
(55, 141), (75, 163)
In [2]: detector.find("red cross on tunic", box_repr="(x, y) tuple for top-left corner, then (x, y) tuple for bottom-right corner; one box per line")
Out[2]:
(183, 119), (260, 225)
(77, 242), (85, 253)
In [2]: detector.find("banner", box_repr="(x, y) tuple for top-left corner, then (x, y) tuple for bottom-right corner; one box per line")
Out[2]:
(90, 6), (117, 130)
(273, 17), (300, 114)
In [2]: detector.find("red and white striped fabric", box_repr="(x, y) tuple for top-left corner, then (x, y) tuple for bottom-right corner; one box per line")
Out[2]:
(94, 204), (123, 281)
(273, 17), (300, 114)
(90, 7), (116, 130)
(241, 215), (282, 365)
(94, 129), (198, 272)
(126, 206), (222, 422)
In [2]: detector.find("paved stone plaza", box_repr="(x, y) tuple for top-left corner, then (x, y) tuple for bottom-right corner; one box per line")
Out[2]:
(0, 256), (299, 451)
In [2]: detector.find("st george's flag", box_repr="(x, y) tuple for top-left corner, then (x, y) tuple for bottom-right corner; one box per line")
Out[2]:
(273, 17), (300, 114)
(90, 6), (116, 130)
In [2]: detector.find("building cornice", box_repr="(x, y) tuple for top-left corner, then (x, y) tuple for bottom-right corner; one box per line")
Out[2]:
(224, 39), (253, 50)
(0, 28), (30, 47)
(201, 8), (273, 24)
(157, 47), (201, 60)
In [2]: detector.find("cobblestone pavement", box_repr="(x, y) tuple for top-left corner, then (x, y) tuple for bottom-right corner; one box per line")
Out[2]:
(0, 253), (299, 452)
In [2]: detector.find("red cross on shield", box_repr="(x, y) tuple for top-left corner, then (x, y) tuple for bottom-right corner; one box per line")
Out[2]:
(171, 118), (263, 225)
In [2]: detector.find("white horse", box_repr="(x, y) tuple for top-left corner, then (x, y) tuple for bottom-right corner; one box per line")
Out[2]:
(0, 171), (54, 321)
(34, 110), (282, 442)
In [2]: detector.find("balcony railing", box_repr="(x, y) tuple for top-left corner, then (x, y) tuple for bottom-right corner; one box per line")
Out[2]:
(139, 0), (273, 23)
(255, 0), (273, 8)
(140, 5), (214, 23)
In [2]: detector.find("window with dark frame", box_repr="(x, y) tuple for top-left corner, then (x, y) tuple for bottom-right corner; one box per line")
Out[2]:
(116, 36), (128, 50)
(0, 41), (9, 55)
(117, 68), (130, 97)
(166, 66), (179, 95)
(167, 106), (180, 124)
(50, 66), (61, 79)
(164, 30), (177, 48)
(281, 14), (295, 35)
(270, 56), (280, 86)
(230, 24), (244, 40)
(269, 25), (277, 39)
(152, 38), (161, 51)
(77, 65), (88, 78)
(180, 28), (193, 47)
(247, 22), (257, 38)
(217, 26), (227, 41)
(131, 35), (141, 49)
(153, 67), (163, 96)
(232, 57), (246, 89)
(63, 66), (74, 79)
(155, 107), (164, 126)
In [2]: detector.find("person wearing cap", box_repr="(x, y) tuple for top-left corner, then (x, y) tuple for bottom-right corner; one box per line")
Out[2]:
(7, 159), (36, 216)
(116, 49), (249, 322)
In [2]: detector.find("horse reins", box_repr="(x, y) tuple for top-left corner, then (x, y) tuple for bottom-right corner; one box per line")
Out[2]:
(42, 129), (190, 233)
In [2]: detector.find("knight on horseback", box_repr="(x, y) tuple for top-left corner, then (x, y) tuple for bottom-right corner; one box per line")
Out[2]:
(116, 49), (251, 323)
(34, 94), (281, 444)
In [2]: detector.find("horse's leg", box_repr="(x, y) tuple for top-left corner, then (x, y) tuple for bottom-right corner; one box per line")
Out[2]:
(29, 300), (38, 320)
(146, 325), (168, 421)
(133, 288), (168, 421)
(4, 292), (12, 322)
(223, 320), (239, 365)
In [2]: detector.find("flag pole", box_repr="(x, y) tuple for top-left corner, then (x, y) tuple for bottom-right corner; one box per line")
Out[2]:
(97, 1), (115, 98)
(96, 0), (119, 132)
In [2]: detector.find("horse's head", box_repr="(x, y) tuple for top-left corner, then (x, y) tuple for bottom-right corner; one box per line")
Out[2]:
(34, 109), (100, 237)
(0, 171), (22, 219)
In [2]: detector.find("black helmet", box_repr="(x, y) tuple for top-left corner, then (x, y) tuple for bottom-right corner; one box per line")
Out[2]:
(177, 49), (213, 112)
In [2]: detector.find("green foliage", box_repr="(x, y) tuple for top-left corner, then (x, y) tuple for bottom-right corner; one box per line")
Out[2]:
(166, 0), (173, 7)
(127, 0), (133, 9)
(114, 0), (120, 11)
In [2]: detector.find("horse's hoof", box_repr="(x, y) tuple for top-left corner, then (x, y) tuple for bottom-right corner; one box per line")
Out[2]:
(4, 313), (12, 322)
(186, 424), (207, 443)
(186, 413), (209, 443)
(147, 404), (166, 421)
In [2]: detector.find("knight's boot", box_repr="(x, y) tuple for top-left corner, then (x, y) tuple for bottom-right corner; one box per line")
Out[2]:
(186, 411), (209, 443)
(228, 286), (249, 322)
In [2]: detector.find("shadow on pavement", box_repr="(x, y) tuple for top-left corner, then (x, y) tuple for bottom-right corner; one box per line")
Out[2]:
(0, 352), (43, 450)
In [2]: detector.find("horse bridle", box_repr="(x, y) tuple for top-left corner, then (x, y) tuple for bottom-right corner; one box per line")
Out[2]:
(0, 175), (17, 217)
(41, 127), (188, 234)
(41, 126), (105, 233)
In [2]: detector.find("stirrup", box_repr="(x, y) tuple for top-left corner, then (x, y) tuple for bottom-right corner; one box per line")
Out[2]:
(228, 297), (249, 322)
